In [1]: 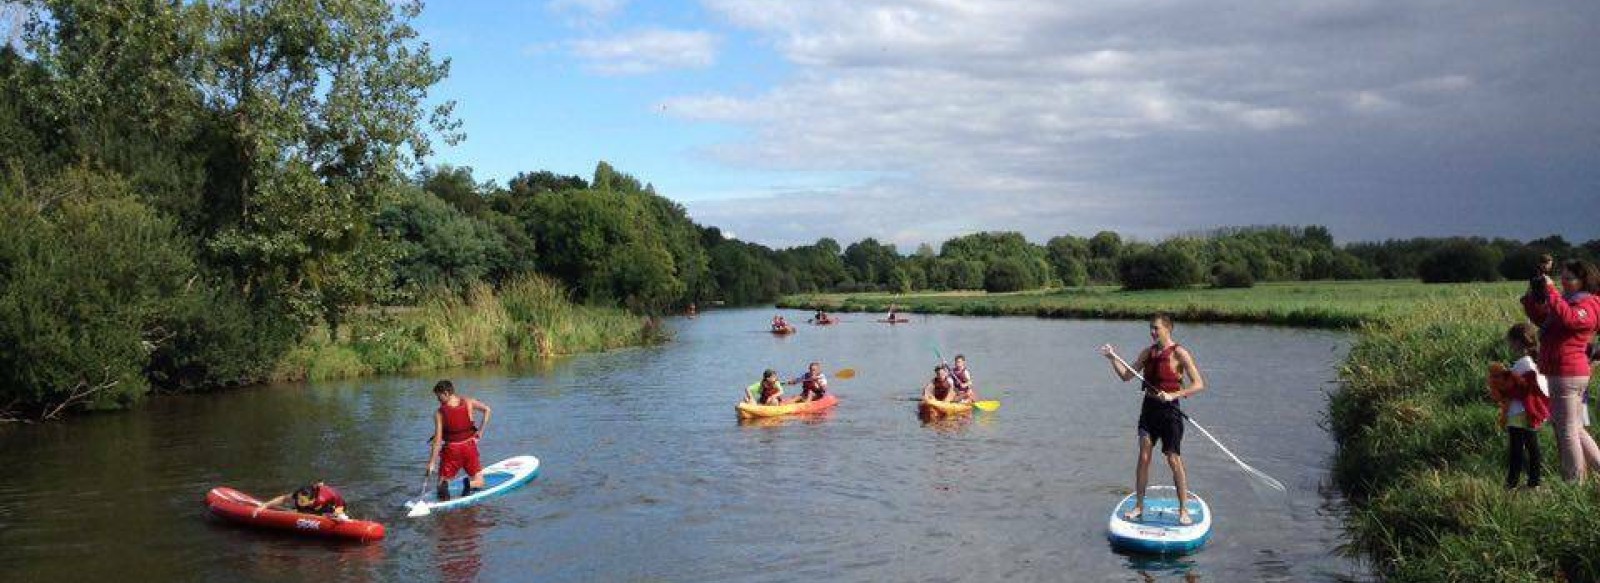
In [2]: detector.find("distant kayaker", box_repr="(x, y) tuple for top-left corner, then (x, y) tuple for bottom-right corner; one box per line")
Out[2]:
(950, 355), (979, 403)
(687, 302), (698, 319)
(789, 362), (829, 402)
(745, 369), (785, 405)
(258, 482), (350, 520)
(427, 380), (493, 501)
(772, 315), (790, 331)
(922, 364), (956, 402)
(1099, 312), (1207, 526)
(887, 304), (899, 321)
(1522, 259), (1600, 482)
(813, 310), (830, 324)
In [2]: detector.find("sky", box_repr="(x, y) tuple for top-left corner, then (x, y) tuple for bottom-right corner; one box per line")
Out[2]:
(415, 0), (1600, 249)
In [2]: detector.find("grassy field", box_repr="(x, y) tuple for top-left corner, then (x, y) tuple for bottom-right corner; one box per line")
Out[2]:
(779, 280), (1523, 329)
(785, 280), (1600, 581)
(272, 275), (665, 382)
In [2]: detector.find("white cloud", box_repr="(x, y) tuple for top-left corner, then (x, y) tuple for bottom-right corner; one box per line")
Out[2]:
(570, 29), (720, 75)
(670, 0), (1600, 245)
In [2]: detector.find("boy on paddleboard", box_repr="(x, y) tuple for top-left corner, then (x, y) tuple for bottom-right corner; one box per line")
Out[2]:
(1099, 312), (1207, 526)
(427, 380), (493, 501)
(258, 482), (350, 520)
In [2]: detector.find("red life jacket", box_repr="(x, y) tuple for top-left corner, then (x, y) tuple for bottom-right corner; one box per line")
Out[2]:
(952, 366), (973, 391)
(1143, 344), (1183, 393)
(802, 372), (826, 392)
(930, 377), (954, 400)
(296, 484), (345, 515)
(760, 379), (782, 400)
(440, 398), (475, 443)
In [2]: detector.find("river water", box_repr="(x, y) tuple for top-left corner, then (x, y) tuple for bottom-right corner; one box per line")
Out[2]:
(0, 308), (1368, 582)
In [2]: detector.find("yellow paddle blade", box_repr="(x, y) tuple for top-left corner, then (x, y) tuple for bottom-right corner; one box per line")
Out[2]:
(972, 400), (1000, 411)
(833, 368), (856, 379)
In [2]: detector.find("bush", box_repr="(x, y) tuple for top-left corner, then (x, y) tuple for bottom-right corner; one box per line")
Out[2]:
(1418, 241), (1501, 283)
(1118, 243), (1202, 290)
(1497, 246), (1546, 281)
(0, 169), (196, 417)
(1210, 261), (1255, 288)
(984, 258), (1028, 292)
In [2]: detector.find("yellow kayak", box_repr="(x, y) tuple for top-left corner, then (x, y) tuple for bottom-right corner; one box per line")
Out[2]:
(919, 396), (973, 414)
(736, 394), (839, 418)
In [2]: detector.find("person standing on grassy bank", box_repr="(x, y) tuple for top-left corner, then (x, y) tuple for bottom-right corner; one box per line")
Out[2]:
(1099, 313), (1207, 526)
(1488, 324), (1551, 489)
(1522, 259), (1600, 482)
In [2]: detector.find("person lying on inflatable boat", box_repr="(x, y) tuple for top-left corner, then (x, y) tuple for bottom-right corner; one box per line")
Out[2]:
(258, 482), (351, 520)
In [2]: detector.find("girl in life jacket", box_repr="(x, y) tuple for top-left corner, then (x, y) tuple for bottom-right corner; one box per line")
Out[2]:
(922, 364), (956, 402)
(259, 482), (349, 520)
(745, 369), (785, 405)
(789, 362), (829, 402)
(950, 355), (979, 403)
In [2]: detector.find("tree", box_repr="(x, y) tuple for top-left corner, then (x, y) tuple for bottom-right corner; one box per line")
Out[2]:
(1089, 231), (1122, 259)
(1118, 242), (1202, 290)
(984, 259), (1028, 292)
(1418, 240), (1501, 283)
(940, 231), (1051, 290)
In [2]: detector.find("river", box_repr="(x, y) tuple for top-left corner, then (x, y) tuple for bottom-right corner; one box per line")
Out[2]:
(0, 308), (1367, 582)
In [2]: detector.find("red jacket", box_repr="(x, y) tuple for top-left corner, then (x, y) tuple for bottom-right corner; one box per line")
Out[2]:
(1521, 285), (1599, 377)
(1488, 360), (1551, 430)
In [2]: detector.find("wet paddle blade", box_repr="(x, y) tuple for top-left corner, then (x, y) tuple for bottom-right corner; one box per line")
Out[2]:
(405, 500), (431, 518)
(834, 368), (856, 379)
(972, 400), (1000, 411)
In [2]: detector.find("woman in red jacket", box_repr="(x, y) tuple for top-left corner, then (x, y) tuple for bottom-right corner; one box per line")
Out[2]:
(1522, 259), (1600, 482)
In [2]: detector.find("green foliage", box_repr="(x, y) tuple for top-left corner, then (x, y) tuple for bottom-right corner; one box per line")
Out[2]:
(842, 238), (901, 289)
(1118, 242), (1202, 290)
(0, 169), (195, 417)
(1418, 240), (1502, 283)
(983, 258), (1028, 292)
(376, 185), (514, 294)
(1209, 261), (1254, 288)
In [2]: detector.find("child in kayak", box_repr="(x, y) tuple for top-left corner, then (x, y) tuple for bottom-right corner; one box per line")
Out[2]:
(772, 315), (790, 331)
(258, 482), (350, 520)
(950, 355), (979, 403)
(789, 362), (829, 402)
(745, 369), (785, 405)
(922, 364), (956, 402)
(427, 380), (493, 501)
(1488, 323), (1551, 489)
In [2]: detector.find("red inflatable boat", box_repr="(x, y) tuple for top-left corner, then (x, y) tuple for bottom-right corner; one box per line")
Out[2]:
(206, 487), (385, 542)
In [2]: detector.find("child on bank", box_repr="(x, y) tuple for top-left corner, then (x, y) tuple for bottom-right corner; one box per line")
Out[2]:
(1488, 324), (1552, 489)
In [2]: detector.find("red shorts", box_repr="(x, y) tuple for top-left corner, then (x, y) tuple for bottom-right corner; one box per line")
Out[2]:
(439, 439), (482, 479)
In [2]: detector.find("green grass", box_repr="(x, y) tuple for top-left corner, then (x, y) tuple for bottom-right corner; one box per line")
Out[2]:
(787, 279), (1600, 581)
(779, 280), (1523, 329)
(271, 275), (665, 382)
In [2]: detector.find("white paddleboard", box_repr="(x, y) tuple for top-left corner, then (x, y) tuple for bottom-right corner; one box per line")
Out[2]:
(406, 455), (540, 517)
(1106, 485), (1212, 554)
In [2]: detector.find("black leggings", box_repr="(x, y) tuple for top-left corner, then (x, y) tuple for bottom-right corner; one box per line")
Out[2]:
(1507, 426), (1542, 488)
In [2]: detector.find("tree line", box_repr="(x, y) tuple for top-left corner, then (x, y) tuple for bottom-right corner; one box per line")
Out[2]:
(1, 2), (1593, 418)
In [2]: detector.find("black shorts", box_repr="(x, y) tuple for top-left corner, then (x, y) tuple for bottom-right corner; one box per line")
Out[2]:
(1137, 406), (1185, 455)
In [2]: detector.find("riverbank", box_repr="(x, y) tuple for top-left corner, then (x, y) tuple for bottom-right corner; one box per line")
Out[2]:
(784, 279), (1599, 581)
(779, 280), (1521, 329)
(272, 275), (665, 382)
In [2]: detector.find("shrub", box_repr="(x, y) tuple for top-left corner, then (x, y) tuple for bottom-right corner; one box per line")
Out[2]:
(984, 258), (1028, 292)
(1209, 261), (1255, 288)
(1118, 243), (1202, 290)
(1418, 241), (1501, 283)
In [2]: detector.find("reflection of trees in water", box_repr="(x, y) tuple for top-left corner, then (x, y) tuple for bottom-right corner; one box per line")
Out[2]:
(435, 507), (492, 583)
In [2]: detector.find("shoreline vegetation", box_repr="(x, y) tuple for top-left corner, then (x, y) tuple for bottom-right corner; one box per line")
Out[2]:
(783, 279), (1600, 582)
(271, 275), (665, 383)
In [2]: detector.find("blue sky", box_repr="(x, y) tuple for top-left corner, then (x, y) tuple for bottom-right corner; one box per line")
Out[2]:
(415, 1), (1600, 248)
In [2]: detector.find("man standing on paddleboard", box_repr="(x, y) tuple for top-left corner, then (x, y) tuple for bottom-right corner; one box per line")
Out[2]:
(1099, 312), (1207, 526)
(427, 380), (493, 501)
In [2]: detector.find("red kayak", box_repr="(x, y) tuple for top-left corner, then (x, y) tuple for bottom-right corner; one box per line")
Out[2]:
(771, 325), (797, 335)
(206, 487), (385, 542)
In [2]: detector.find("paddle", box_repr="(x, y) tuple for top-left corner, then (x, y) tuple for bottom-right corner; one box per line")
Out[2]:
(406, 470), (435, 517)
(1103, 350), (1287, 493)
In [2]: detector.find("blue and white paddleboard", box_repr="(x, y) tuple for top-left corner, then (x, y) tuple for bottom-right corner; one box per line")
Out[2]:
(1106, 486), (1212, 554)
(406, 455), (540, 517)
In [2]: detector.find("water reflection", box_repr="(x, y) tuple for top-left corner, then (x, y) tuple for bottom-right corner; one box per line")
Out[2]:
(434, 508), (491, 583)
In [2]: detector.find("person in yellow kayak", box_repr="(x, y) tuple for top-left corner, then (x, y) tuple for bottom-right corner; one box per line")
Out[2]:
(744, 369), (785, 405)
(788, 362), (829, 402)
(949, 354), (980, 403)
(257, 482), (351, 521)
(922, 364), (957, 402)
